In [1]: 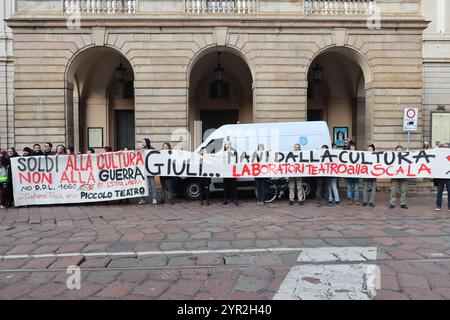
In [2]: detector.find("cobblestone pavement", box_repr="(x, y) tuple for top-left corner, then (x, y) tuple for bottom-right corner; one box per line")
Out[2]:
(0, 192), (449, 300)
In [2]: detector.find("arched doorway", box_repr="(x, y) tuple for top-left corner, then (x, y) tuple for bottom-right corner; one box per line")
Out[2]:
(307, 47), (372, 149)
(188, 48), (253, 150)
(66, 47), (135, 153)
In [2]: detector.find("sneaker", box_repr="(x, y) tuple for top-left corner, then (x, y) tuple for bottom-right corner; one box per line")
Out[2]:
(328, 202), (334, 207)
(299, 201), (304, 206)
(137, 199), (146, 205)
(389, 205), (395, 209)
(152, 199), (157, 205)
(336, 201), (340, 205)
(234, 201), (239, 206)
(355, 202), (360, 206)
(435, 207), (441, 211)
(289, 201), (294, 206)
(362, 203), (368, 207)
(401, 205), (408, 209)
(348, 199), (353, 206)
(369, 203), (375, 208)
(0, 205), (5, 209)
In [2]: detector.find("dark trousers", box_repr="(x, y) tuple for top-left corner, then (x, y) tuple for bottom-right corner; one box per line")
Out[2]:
(0, 183), (8, 207)
(199, 178), (211, 204)
(255, 178), (266, 202)
(160, 177), (174, 204)
(436, 179), (450, 209)
(316, 177), (330, 203)
(223, 178), (237, 203)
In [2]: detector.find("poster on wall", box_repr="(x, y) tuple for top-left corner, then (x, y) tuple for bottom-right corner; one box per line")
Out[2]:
(11, 151), (148, 207)
(333, 127), (348, 148)
(431, 112), (450, 147)
(88, 127), (103, 148)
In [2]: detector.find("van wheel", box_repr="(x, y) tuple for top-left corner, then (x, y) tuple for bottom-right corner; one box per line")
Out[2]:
(183, 180), (201, 200)
(302, 178), (314, 199)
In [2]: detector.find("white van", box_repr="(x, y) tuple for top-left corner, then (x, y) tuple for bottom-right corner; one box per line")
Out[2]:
(180, 121), (332, 200)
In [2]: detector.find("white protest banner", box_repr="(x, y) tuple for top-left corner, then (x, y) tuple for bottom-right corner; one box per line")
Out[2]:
(144, 149), (450, 179)
(11, 151), (148, 207)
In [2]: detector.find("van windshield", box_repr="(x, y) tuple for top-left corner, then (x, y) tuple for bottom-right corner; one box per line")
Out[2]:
(203, 138), (224, 154)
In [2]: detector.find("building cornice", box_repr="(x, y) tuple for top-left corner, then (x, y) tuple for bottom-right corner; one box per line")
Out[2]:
(6, 14), (429, 30)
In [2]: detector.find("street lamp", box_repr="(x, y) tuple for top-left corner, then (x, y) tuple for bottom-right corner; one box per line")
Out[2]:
(313, 62), (323, 81)
(115, 57), (126, 83)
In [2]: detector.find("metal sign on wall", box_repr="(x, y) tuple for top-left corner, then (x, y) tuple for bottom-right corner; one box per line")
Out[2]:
(403, 107), (419, 132)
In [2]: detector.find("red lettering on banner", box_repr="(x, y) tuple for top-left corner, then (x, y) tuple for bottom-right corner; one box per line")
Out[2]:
(371, 164), (385, 177)
(252, 163), (261, 176)
(232, 165), (241, 177)
(242, 164), (251, 176)
(136, 151), (144, 166)
(19, 172), (53, 184)
(418, 164), (431, 175)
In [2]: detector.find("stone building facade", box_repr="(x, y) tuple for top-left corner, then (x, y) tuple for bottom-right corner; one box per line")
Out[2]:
(0, 0), (446, 153)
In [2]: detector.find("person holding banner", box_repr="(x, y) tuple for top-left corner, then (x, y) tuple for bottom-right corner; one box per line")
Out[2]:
(199, 148), (211, 206)
(43, 142), (55, 156)
(223, 141), (239, 206)
(289, 143), (305, 206)
(328, 143), (340, 206)
(254, 144), (266, 206)
(389, 145), (409, 209)
(22, 147), (32, 157)
(32, 144), (44, 156)
(0, 157), (9, 208)
(435, 144), (450, 212)
(159, 142), (175, 205)
(55, 144), (66, 156)
(362, 144), (377, 208)
(316, 145), (331, 207)
(346, 143), (360, 206)
(139, 138), (158, 205)
(6, 147), (18, 207)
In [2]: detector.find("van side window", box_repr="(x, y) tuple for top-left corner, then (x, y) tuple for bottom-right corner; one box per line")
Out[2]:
(204, 138), (224, 154)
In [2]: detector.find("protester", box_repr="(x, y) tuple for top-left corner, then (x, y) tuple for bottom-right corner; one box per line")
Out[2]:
(6, 147), (18, 207)
(43, 142), (55, 156)
(159, 142), (174, 205)
(289, 143), (304, 206)
(55, 144), (66, 155)
(346, 143), (360, 206)
(434, 143), (450, 212)
(0, 157), (9, 209)
(32, 143), (44, 156)
(254, 144), (266, 206)
(362, 144), (377, 207)
(316, 144), (330, 207)
(199, 147), (211, 206)
(389, 145), (408, 209)
(66, 146), (74, 155)
(422, 141), (430, 150)
(223, 140), (239, 206)
(22, 147), (32, 157)
(87, 147), (95, 154)
(328, 143), (340, 206)
(138, 138), (158, 205)
(103, 146), (112, 153)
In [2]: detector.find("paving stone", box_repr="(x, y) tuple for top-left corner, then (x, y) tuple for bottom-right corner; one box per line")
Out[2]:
(138, 256), (168, 267)
(159, 242), (184, 251)
(168, 255), (197, 266)
(107, 258), (139, 268)
(231, 240), (255, 249)
(255, 253), (283, 265)
(12, 230), (38, 238)
(224, 255), (255, 265)
(234, 276), (269, 293)
(191, 232), (212, 240)
(166, 232), (190, 241)
(255, 240), (280, 248)
(264, 225), (285, 232)
(86, 271), (121, 285)
(106, 242), (135, 253)
(132, 280), (170, 297)
(95, 281), (135, 298)
(207, 240), (232, 250)
(184, 240), (208, 250)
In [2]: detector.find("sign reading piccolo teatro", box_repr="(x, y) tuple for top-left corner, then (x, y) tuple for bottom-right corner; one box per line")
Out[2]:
(11, 149), (450, 206)
(11, 151), (148, 207)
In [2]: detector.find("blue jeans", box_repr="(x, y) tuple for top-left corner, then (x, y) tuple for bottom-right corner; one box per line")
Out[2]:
(255, 179), (266, 202)
(436, 179), (450, 209)
(346, 178), (359, 201)
(142, 176), (157, 201)
(328, 178), (340, 202)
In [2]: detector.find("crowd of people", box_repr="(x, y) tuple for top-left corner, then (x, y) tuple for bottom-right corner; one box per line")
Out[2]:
(0, 139), (449, 212)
